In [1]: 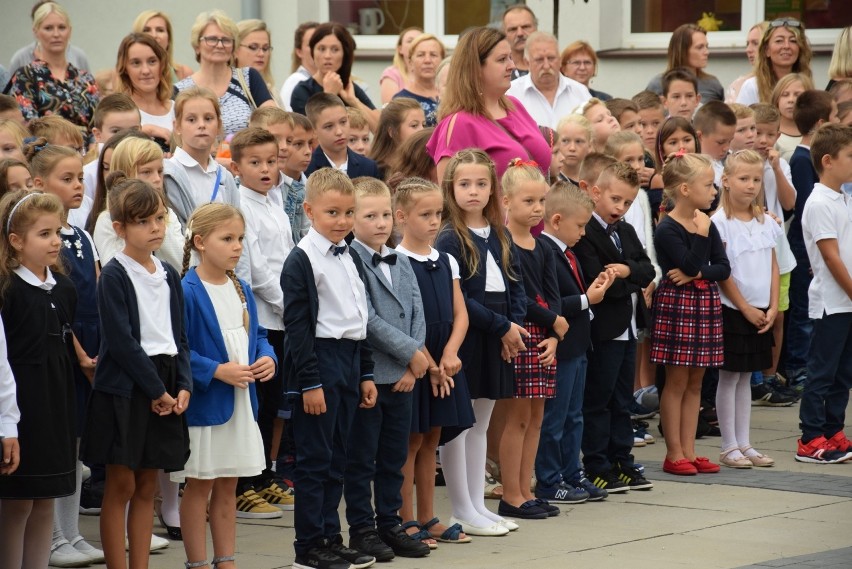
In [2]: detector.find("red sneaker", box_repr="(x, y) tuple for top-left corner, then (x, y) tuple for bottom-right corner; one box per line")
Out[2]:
(795, 436), (852, 464)
(826, 431), (852, 454)
(691, 456), (720, 473)
(663, 458), (698, 475)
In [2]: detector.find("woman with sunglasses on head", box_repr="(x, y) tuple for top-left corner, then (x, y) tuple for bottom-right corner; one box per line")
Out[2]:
(236, 19), (282, 107)
(175, 10), (276, 137)
(737, 18), (812, 105)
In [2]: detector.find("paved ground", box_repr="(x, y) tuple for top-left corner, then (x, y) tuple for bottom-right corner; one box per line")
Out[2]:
(78, 401), (852, 569)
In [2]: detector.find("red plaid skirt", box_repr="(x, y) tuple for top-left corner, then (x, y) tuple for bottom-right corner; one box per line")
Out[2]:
(514, 322), (557, 398)
(650, 278), (724, 367)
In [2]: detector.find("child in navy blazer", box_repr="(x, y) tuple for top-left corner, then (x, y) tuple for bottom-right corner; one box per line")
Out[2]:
(281, 168), (378, 569)
(304, 93), (381, 179)
(343, 178), (432, 560)
(175, 204), (277, 569)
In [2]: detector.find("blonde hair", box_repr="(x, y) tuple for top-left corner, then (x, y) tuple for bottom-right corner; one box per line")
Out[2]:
(392, 27), (423, 80)
(33, 2), (70, 32)
(769, 73), (814, 109)
(661, 153), (713, 206)
(305, 167), (355, 202)
(28, 116), (83, 147)
(0, 119), (30, 150)
(249, 107), (293, 129)
(603, 131), (644, 160)
(110, 137), (163, 178)
(347, 107), (368, 131)
(720, 149), (765, 221)
(828, 26), (852, 80)
(190, 10), (239, 64)
(754, 23), (813, 103)
(438, 27), (514, 121)
(407, 33), (446, 67)
(353, 176), (391, 200)
(0, 190), (65, 300)
(728, 102), (754, 119)
(501, 157), (546, 197)
(441, 149), (515, 279)
(237, 19), (275, 90)
(545, 180), (594, 219)
(173, 87), (223, 147)
(394, 176), (441, 211)
(556, 114), (592, 141)
(132, 11), (177, 71)
(182, 203), (249, 332)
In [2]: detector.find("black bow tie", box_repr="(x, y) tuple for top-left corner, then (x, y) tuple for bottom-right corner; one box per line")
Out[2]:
(372, 252), (397, 267)
(606, 223), (620, 236)
(331, 245), (347, 256)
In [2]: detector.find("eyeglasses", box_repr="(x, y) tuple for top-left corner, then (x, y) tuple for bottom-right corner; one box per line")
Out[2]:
(567, 59), (594, 68)
(201, 36), (234, 48)
(770, 18), (800, 28)
(240, 43), (273, 53)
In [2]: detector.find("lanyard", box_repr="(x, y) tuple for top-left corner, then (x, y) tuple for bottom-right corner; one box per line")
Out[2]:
(210, 166), (222, 202)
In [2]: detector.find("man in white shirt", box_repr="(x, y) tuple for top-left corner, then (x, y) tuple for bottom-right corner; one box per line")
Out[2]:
(506, 32), (591, 129)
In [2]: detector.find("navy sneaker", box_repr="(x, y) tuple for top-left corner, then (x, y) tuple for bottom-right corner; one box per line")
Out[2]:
(567, 475), (607, 501)
(535, 482), (588, 504)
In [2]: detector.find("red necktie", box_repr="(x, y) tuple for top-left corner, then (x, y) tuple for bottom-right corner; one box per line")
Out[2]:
(564, 248), (585, 292)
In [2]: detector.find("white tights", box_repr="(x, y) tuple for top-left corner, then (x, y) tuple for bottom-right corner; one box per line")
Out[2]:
(715, 371), (759, 460)
(439, 399), (503, 527)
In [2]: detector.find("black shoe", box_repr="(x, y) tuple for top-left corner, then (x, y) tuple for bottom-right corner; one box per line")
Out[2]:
(497, 498), (549, 519)
(586, 470), (629, 494)
(751, 382), (796, 407)
(329, 535), (376, 569)
(613, 463), (653, 490)
(349, 528), (394, 562)
(293, 542), (352, 569)
(378, 525), (430, 558)
(533, 498), (560, 517)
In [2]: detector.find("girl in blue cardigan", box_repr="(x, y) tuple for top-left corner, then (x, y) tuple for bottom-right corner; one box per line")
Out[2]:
(176, 203), (276, 569)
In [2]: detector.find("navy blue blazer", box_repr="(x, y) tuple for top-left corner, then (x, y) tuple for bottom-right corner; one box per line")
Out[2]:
(306, 146), (381, 179)
(573, 219), (655, 343)
(537, 234), (592, 359)
(280, 246), (375, 394)
(181, 268), (277, 427)
(93, 259), (192, 400)
(435, 226), (526, 336)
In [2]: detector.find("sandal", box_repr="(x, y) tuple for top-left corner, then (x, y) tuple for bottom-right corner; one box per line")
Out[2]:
(185, 561), (209, 569)
(484, 474), (503, 500)
(402, 520), (438, 550)
(740, 446), (775, 467)
(422, 517), (471, 544)
(485, 458), (501, 482)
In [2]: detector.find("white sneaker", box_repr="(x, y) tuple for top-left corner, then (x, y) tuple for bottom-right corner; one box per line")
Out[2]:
(124, 534), (170, 552)
(70, 536), (105, 563)
(49, 540), (92, 567)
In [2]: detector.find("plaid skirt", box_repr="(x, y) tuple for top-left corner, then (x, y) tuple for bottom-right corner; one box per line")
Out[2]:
(514, 322), (557, 398)
(650, 278), (724, 367)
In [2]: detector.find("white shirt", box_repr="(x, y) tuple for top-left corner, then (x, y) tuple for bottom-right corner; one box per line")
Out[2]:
(712, 158), (725, 188)
(541, 231), (588, 310)
(803, 183), (852, 318)
(168, 147), (223, 205)
(712, 208), (782, 309)
(93, 208), (184, 269)
(82, 146), (102, 200)
(280, 66), (311, 112)
(0, 316), (20, 439)
(140, 101), (175, 132)
(355, 238), (393, 286)
(763, 158), (797, 274)
(237, 186), (295, 330)
(297, 227), (368, 340)
(593, 212), (637, 340)
(469, 226), (506, 292)
(396, 245), (461, 280)
(68, 194), (93, 229)
(114, 253), (177, 356)
(735, 76), (760, 106)
(322, 150), (348, 174)
(506, 73), (592, 129)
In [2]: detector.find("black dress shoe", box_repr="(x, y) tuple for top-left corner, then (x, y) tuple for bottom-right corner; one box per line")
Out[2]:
(378, 525), (431, 558)
(349, 528), (394, 562)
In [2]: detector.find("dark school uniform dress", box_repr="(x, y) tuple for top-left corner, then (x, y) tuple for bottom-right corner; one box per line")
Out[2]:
(651, 216), (730, 368)
(514, 241), (560, 398)
(0, 270), (77, 499)
(435, 227), (526, 400)
(401, 248), (474, 435)
(60, 225), (99, 435)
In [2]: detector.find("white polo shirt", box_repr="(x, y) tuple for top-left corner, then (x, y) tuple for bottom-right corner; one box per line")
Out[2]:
(802, 183), (852, 319)
(506, 74), (592, 130)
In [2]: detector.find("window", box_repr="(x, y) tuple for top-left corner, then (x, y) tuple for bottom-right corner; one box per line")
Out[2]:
(631, 1), (743, 33)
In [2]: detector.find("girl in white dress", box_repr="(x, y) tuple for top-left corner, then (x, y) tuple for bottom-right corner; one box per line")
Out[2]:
(174, 203), (276, 569)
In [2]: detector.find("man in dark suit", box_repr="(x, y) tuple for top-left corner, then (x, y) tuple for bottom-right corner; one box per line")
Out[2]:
(573, 163), (656, 494)
(535, 182), (615, 506)
(305, 92), (381, 179)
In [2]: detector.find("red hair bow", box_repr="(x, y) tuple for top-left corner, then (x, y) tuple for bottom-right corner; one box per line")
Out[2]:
(513, 159), (539, 168)
(675, 147), (687, 158)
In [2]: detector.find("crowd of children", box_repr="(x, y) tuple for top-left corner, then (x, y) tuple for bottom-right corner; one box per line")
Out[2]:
(1, 7), (852, 569)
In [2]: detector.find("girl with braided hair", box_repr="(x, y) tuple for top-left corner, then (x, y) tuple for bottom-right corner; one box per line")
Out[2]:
(174, 202), (276, 569)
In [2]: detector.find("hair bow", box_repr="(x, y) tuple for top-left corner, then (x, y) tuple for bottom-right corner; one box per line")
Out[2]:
(513, 159), (539, 168)
(675, 147), (687, 158)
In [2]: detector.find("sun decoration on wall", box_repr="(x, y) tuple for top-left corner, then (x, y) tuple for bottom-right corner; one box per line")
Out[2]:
(697, 12), (723, 31)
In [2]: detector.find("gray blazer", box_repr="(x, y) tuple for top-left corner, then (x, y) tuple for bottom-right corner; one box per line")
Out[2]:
(351, 241), (426, 385)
